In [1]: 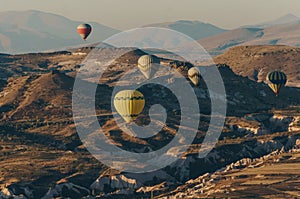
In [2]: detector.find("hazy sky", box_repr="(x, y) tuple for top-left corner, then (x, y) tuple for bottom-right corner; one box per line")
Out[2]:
(1, 0), (300, 30)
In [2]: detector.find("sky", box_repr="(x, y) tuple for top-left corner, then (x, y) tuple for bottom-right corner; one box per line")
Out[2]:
(1, 0), (300, 30)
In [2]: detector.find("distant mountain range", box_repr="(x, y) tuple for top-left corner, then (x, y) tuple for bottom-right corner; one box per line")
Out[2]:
(0, 10), (299, 54)
(0, 10), (119, 54)
(248, 13), (300, 28)
(144, 20), (227, 40)
(199, 14), (300, 54)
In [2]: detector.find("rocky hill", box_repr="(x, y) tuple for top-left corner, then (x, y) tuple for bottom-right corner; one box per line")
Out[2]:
(0, 46), (299, 198)
(214, 45), (300, 87)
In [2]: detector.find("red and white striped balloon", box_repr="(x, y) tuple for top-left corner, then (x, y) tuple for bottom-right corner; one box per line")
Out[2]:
(77, 23), (92, 40)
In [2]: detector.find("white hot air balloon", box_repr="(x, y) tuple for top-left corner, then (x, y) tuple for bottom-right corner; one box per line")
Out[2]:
(138, 55), (160, 79)
(188, 67), (201, 86)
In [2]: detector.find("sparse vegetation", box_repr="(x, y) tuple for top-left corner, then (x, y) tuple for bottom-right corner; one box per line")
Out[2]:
(0, 46), (299, 198)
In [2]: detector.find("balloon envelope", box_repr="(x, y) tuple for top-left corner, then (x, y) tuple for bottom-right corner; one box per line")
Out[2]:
(188, 67), (201, 86)
(138, 55), (160, 79)
(266, 71), (287, 96)
(114, 90), (145, 123)
(77, 23), (92, 40)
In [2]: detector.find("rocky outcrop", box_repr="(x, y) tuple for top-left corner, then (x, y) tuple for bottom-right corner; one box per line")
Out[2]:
(164, 136), (300, 199)
(42, 182), (90, 199)
(0, 188), (27, 199)
(226, 113), (299, 137)
(90, 174), (142, 192)
(289, 116), (300, 132)
(269, 115), (294, 132)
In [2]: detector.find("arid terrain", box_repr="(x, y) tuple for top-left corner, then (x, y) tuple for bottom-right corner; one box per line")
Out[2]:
(214, 45), (300, 87)
(0, 44), (299, 198)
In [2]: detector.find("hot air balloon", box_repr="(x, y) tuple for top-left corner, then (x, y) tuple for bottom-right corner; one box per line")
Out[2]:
(77, 23), (92, 40)
(114, 90), (145, 123)
(138, 55), (160, 79)
(188, 67), (201, 86)
(266, 70), (287, 96)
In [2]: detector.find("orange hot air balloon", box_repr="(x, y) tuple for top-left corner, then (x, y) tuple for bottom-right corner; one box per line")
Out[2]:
(77, 23), (92, 40)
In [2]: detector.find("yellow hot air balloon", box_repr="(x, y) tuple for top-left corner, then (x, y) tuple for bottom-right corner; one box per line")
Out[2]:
(188, 67), (200, 86)
(266, 70), (287, 96)
(114, 90), (145, 123)
(138, 55), (160, 79)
